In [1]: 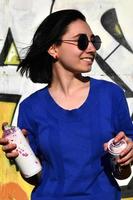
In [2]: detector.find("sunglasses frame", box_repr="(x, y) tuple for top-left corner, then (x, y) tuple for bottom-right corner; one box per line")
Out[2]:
(58, 34), (101, 51)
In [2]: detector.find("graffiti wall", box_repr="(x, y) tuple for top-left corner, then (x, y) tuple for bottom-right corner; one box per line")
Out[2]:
(0, 0), (133, 199)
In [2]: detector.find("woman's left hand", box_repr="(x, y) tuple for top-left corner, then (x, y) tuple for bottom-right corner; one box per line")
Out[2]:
(104, 131), (133, 166)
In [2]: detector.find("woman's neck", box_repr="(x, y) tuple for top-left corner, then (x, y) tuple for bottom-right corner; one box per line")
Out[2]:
(50, 64), (88, 96)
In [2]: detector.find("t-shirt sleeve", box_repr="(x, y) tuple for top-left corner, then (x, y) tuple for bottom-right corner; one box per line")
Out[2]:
(114, 87), (133, 140)
(17, 100), (38, 155)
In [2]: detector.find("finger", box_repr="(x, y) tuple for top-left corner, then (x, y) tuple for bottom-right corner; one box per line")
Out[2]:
(117, 148), (133, 164)
(2, 143), (17, 152)
(22, 129), (28, 136)
(0, 137), (9, 144)
(119, 157), (133, 166)
(2, 122), (8, 131)
(118, 154), (133, 164)
(6, 150), (19, 158)
(120, 140), (133, 157)
(103, 143), (108, 151)
(113, 131), (126, 143)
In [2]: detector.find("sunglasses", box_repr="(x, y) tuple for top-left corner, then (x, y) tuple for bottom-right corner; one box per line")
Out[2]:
(59, 34), (101, 51)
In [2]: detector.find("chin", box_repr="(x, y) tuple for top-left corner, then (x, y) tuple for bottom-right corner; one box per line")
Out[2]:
(72, 66), (92, 74)
(82, 67), (92, 73)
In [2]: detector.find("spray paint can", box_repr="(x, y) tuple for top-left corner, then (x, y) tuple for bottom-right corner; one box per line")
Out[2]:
(108, 138), (131, 179)
(3, 125), (42, 178)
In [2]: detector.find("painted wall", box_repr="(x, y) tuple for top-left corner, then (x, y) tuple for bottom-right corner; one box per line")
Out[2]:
(0, 0), (133, 199)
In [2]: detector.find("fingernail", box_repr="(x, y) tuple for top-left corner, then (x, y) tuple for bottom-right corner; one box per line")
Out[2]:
(2, 146), (6, 151)
(120, 153), (124, 157)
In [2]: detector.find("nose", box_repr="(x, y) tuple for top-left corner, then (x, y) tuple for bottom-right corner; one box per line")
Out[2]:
(86, 41), (96, 52)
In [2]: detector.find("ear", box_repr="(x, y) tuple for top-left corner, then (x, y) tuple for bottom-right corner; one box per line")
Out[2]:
(47, 44), (58, 59)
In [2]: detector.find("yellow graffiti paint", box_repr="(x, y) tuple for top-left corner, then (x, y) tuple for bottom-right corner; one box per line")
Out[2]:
(4, 43), (20, 65)
(0, 102), (16, 132)
(114, 24), (122, 35)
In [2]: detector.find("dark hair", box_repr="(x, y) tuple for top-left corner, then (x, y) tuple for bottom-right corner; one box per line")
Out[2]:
(17, 9), (86, 84)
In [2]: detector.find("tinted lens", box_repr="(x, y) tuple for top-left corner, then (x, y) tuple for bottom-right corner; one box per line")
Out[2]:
(78, 34), (88, 50)
(91, 35), (101, 50)
(78, 34), (101, 51)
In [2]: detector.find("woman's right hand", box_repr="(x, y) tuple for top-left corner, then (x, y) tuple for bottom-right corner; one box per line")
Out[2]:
(0, 122), (27, 159)
(0, 122), (18, 158)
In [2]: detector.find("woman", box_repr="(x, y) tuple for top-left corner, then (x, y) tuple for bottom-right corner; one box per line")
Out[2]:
(0, 9), (133, 200)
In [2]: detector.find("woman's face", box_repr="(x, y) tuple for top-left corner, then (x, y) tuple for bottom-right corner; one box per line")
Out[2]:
(55, 19), (97, 74)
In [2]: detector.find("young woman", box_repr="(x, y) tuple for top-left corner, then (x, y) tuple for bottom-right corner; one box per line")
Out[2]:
(0, 9), (133, 200)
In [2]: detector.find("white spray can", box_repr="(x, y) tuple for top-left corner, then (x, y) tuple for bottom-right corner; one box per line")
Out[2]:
(4, 125), (42, 178)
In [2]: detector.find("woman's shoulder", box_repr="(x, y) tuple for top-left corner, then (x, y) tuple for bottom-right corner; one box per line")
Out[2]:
(91, 77), (123, 90)
(91, 77), (124, 97)
(20, 86), (48, 107)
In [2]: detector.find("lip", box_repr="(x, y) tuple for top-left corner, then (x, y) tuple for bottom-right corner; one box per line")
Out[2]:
(80, 57), (94, 63)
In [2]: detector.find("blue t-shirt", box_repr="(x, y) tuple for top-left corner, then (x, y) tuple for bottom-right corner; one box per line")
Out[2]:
(17, 78), (133, 200)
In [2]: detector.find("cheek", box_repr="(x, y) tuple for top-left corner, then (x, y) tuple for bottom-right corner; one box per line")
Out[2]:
(59, 54), (78, 69)
(58, 47), (80, 66)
